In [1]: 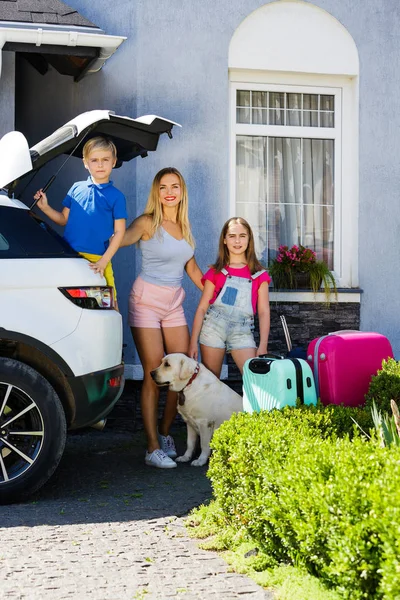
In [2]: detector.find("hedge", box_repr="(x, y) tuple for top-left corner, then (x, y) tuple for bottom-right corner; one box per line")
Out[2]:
(365, 358), (400, 415)
(208, 406), (400, 599)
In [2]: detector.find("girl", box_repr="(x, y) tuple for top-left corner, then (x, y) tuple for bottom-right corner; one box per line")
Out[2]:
(122, 168), (203, 469)
(189, 217), (270, 377)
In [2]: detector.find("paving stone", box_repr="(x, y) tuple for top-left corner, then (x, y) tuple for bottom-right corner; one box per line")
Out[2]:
(0, 429), (274, 600)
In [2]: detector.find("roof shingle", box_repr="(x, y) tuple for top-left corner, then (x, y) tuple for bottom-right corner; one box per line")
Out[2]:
(0, 0), (97, 28)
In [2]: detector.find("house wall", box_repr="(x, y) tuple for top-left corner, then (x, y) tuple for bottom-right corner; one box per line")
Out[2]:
(0, 52), (15, 137)
(13, 0), (400, 362)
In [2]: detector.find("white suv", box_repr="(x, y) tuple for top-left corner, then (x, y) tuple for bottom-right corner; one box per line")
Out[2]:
(0, 110), (178, 504)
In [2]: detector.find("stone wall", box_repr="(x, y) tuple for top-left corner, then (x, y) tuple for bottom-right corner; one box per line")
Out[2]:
(267, 300), (361, 354)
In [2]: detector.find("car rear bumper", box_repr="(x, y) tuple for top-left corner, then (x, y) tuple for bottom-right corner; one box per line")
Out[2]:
(66, 363), (125, 429)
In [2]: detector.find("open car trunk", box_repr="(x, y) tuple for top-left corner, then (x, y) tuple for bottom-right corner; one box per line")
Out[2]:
(0, 110), (180, 198)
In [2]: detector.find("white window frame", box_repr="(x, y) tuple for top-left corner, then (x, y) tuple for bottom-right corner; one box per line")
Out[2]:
(229, 71), (358, 289)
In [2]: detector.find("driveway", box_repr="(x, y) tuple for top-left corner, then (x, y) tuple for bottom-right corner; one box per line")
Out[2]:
(1, 427), (274, 599)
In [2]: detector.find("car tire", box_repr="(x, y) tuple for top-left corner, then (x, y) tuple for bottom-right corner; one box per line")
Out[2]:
(0, 357), (67, 504)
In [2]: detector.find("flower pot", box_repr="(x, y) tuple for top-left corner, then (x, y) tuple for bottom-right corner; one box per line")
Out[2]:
(269, 245), (336, 303)
(272, 270), (322, 290)
(293, 271), (312, 289)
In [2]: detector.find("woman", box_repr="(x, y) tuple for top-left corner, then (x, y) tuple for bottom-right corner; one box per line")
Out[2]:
(123, 168), (203, 469)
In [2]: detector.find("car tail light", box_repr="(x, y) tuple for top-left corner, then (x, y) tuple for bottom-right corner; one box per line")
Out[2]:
(59, 287), (115, 309)
(108, 376), (122, 387)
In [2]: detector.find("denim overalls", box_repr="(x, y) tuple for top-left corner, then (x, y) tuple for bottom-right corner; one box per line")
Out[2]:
(199, 268), (266, 352)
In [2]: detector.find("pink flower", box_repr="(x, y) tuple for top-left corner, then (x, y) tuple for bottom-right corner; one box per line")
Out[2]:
(274, 243), (317, 268)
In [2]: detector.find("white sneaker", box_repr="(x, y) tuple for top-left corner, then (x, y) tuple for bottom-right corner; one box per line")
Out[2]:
(157, 431), (177, 459)
(145, 449), (177, 469)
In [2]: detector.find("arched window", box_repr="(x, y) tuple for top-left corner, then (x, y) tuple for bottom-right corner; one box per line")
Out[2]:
(229, 1), (359, 287)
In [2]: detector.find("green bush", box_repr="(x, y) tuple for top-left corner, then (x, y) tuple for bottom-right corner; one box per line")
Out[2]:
(208, 406), (400, 599)
(321, 403), (373, 437)
(366, 358), (400, 415)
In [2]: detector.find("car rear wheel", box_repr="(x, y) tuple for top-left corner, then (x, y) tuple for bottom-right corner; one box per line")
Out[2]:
(0, 357), (67, 504)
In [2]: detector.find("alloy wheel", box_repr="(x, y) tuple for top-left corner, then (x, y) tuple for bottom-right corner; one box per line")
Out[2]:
(0, 381), (44, 484)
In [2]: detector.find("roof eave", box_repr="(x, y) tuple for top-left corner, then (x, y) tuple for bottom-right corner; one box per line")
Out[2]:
(0, 25), (126, 79)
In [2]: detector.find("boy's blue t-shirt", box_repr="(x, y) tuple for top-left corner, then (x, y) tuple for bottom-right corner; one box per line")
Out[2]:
(62, 177), (127, 255)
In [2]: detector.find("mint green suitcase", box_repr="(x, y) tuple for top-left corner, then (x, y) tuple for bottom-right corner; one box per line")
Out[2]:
(243, 355), (317, 413)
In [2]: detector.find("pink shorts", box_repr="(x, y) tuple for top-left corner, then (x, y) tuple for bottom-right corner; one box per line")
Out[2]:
(128, 276), (187, 329)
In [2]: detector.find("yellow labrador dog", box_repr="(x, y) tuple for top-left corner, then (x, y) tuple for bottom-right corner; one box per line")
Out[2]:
(151, 353), (242, 466)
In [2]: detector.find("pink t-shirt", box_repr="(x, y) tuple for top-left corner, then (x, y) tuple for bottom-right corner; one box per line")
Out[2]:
(201, 265), (271, 314)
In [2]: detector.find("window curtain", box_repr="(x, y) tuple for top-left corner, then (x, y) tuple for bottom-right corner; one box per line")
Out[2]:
(236, 132), (334, 268)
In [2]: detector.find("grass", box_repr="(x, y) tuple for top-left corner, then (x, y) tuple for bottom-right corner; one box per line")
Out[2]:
(224, 547), (342, 600)
(186, 501), (342, 600)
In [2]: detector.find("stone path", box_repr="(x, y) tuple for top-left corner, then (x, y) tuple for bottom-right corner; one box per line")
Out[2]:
(0, 429), (275, 599)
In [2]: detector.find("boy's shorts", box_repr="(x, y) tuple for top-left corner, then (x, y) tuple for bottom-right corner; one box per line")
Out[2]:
(128, 276), (187, 329)
(79, 252), (117, 300)
(199, 307), (256, 353)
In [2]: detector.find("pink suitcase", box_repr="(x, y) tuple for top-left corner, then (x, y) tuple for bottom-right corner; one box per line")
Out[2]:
(307, 331), (394, 407)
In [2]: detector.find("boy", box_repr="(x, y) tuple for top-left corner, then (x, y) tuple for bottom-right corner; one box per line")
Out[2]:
(34, 137), (127, 305)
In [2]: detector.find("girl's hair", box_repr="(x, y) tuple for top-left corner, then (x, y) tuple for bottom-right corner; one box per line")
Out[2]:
(212, 217), (264, 274)
(83, 136), (117, 161)
(143, 167), (195, 248)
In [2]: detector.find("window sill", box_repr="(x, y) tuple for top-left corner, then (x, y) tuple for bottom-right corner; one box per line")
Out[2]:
(269, 288), (362, 303)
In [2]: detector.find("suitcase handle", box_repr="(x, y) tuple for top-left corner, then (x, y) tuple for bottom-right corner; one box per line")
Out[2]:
(279, 315), (307, 359)
(258, 352), (285, 360)
(280, 315), (292, 352)
(248, 357), (274, 374)
(328, 330), (359, 335)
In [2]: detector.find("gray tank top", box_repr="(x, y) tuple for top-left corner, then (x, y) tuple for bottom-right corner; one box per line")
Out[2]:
(139, 227), (194, 287)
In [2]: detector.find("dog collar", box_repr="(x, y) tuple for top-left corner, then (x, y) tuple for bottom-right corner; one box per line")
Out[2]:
(182, 362), (200, 390)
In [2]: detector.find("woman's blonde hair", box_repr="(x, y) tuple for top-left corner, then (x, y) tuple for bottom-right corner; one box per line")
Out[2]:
(143, 167), (195, 248)
(212, 217), (264, 274)
(83, 137), (117, 161)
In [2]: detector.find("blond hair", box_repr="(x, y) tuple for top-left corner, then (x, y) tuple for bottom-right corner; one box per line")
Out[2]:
(83, 136), (117, 161)
(143, 167), (195, 248)
(212, 217), (264, 274)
